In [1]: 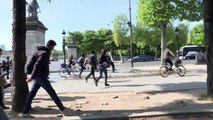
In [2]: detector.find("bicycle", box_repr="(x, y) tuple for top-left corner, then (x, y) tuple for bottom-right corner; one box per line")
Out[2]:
(159, 59), (186, 78)
(58, 63), (80, 77)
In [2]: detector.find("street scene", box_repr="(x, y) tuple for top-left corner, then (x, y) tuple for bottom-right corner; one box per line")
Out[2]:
(3, 59), (210, 120)
(1, 0), (213, 120)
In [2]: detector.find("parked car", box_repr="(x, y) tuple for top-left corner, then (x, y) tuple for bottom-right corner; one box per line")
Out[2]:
(184, 51), (196, 60)
(128, 55), (155, 62)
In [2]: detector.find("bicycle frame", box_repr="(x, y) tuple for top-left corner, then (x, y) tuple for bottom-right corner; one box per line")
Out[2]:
(59, 63), (80, 77)
(160, 59), (186, 77)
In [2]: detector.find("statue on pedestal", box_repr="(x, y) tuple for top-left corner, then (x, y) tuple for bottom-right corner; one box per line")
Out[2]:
(27, 0), (40, 18)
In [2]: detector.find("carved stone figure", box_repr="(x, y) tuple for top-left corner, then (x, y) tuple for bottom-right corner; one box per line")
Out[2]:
(27, 0), (40, 18)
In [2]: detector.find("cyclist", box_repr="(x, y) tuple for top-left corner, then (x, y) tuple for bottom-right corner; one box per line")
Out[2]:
(68, 55), (75, 68)
(163, 48), (176, 71)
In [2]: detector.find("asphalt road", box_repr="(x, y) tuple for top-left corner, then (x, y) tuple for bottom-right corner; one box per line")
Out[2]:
(48, 59), (197, 81)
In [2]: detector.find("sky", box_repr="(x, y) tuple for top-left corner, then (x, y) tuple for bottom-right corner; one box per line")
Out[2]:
(0, 0), (138, 51)
(0, 0), (201, 51)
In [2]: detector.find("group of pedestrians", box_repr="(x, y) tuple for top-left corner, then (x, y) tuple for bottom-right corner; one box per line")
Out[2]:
(69, 49), (116, 86)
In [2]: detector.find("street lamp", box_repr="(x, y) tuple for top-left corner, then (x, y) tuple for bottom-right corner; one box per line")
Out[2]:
(128, 0), (133, 68)
(175, 27), (179, 57)
(62, 30), (66, 65)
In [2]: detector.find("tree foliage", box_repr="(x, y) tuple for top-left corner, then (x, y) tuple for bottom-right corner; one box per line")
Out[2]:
(189, 24), (205, 46)
(113, 14), (129, 48)
(66, 29), (115, 56)
(138, 0), (203, 63)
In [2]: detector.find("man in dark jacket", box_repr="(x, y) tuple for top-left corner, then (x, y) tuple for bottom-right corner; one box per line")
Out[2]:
(95, 49), (109, 86)
(85, 50), (97, 82)
(22, 40), (68, 116)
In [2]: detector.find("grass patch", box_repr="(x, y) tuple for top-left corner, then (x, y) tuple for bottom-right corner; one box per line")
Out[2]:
(198, 93), (213, 101)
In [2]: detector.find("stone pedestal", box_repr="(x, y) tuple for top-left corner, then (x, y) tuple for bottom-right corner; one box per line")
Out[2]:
(26, 17), (47, 57)
(67, 45), (77, 60)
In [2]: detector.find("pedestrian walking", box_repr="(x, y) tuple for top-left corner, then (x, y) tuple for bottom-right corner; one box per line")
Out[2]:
(78, 53), (86, 78)
(95, 49), (110, 86)
(5, 56), (10, 79)
(0, 48), (9, 110)
(22, 40), (68, 116)
(85, 51), (97, 82)
(108, 53), (116, 72)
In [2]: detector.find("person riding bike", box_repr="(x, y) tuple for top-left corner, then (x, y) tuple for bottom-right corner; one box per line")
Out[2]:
(163, 48), (176, 71)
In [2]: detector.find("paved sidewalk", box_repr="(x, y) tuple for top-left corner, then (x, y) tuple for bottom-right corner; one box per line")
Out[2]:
(7, 63), (208, 120)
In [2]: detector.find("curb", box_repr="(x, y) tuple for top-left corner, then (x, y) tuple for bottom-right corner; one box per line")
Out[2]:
(62, 109), (213, 120)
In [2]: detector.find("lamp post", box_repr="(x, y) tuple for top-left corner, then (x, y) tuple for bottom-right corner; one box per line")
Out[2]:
(175, 27), (179, 57)
(128, 0), (133, 68)
(62, 30), (66, 65)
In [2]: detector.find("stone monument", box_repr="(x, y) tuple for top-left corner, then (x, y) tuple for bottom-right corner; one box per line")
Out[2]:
(26, 0), (47, 57)
(67, 36), (77, 60)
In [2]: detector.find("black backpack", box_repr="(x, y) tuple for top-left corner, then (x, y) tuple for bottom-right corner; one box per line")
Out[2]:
(88, 55), (96, 65)
(25, 53), (38, 74)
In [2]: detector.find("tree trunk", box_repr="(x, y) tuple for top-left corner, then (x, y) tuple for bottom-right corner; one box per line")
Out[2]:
(160, 23), (167, 65)
(155, 45), (158, 61)
(11, 0), (29, 112)
(204, 0), (213, 97)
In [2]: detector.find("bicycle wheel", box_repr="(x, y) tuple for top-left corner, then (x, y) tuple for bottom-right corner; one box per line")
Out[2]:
(58, 68), (70, 77)
(177, 65), (186, 77)
(71, 66), (80, 76)
(159, 66), (170, 78)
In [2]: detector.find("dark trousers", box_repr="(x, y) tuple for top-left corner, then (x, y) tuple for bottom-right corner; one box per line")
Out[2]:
(0, 87), (4, 108)
(96, 66), (108, 84)
(79, 65), (85, 77)
(110, 62), (115, 72)
(23, 77), (65, 113)
(6, 67), (9, 79)
(0, 106), (9, 120)
(164, 58), (173, 69)
(86, 67), (95, 80)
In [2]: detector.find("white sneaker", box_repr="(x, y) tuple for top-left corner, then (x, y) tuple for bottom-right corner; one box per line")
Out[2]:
(19, 113), (33, 118)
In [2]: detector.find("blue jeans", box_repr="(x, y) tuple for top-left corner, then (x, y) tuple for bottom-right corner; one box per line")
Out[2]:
(96, 65), (108, 84)
(23, 77), (65, 113)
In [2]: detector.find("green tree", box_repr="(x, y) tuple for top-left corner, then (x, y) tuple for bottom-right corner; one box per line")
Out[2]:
(166, 23), (189, 52)
(82, 30), (99, 54)
(67, 31), (84, 56)
(189, 24), (205, 46)
(138, 0), (203, 64)
(97, 29), (114, 52)
(113, 14), (129, 54)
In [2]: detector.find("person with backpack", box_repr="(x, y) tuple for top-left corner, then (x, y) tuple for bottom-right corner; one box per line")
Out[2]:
(85, 51), (97, 82)
(78, 53), (86, 78)
(95, 49), (110, 86)
(0, 48), (9, 110)
(22, 40), (68, 117)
